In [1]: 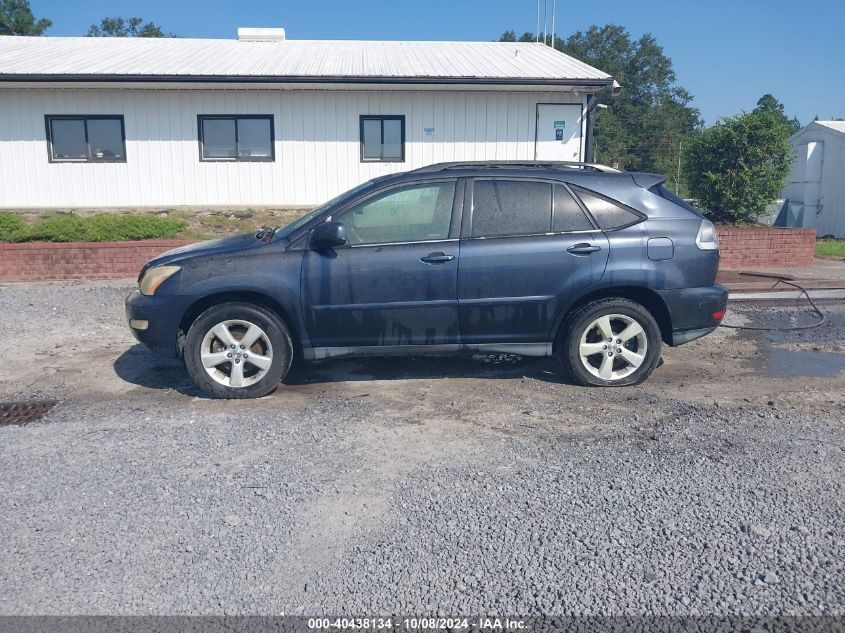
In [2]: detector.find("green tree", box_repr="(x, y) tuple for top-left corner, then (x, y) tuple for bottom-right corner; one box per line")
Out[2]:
(682, 111), (793, 224)
(753, 94), (801, 135)
(0, 0), (51, 35)
(499, 25), (701, 193)
(87, 17), (174, 37)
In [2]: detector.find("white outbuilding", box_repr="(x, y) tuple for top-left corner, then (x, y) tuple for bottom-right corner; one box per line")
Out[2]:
(779, 120), (845, 238)
(0, 31), (616, 209)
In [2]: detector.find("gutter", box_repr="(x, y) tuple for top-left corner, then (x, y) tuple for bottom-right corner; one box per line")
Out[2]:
(0, 73), (615, 88)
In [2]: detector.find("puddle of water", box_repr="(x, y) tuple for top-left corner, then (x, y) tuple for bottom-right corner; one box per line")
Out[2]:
(760, 347), (845, 379)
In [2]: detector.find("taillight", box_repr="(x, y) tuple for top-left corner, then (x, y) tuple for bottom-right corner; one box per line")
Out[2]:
(712, 309), (725, 322)
(695, 219), (719, 251)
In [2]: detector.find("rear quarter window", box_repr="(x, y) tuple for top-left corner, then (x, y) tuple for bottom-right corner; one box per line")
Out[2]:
(571, 186), (644, 230)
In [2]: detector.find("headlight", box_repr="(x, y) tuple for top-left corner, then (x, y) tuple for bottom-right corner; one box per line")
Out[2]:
(139, 265), (181, 296)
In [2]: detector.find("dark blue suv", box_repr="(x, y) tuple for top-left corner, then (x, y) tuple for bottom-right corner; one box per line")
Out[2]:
(125, 162), (727, 399)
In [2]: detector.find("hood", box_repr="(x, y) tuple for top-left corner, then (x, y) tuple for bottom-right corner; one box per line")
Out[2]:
(144, 232), (267, 269)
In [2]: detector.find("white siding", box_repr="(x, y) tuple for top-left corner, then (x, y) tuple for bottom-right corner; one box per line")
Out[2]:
(0, 88), (585, 208)
(784, 123), (845, 238)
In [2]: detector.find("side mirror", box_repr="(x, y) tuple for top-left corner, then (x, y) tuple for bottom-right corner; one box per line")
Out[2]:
(310, 221), (347, 250)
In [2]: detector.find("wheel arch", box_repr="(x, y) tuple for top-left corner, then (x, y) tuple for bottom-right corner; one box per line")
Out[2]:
(178, 291), (300, 357)
(555, 285), (673, 346)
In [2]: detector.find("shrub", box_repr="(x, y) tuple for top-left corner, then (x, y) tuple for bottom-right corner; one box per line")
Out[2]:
(0, 212), (26, 241)
(683, 111), (793, 224)
(0, 213), (187, 243)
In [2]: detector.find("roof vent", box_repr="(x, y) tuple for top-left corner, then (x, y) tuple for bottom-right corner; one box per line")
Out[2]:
(237, 27), (286, 42)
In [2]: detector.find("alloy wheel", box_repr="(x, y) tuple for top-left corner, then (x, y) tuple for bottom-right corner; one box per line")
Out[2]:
(200, 319), (274, 388)
(578, 313), (648, 381)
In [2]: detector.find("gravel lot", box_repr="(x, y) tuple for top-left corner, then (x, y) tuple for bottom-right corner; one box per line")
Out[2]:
(0, 280), (843, 616)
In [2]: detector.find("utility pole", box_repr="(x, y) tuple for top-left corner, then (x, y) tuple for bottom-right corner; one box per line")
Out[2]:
(676, 140), (683, 192)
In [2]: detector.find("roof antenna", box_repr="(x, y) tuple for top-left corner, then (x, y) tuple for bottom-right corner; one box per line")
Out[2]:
(551, 0), (556, 48)
(543, 0), (548, 44)
(536, 0), (540, 42)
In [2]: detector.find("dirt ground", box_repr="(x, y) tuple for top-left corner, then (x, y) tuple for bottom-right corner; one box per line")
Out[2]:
(0, 280), (843, 616)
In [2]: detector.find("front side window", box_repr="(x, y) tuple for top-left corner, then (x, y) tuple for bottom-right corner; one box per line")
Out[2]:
(471, 180), (552, 238)
(339, 181), (455, 245)
(360, 115), (405, 162)
(198, 115), (274, 161)
(46, 116), (126, 162)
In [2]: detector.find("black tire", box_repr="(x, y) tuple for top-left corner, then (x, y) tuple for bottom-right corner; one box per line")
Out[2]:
(184, 302), (293, 399)
(558, 298), (662, 387)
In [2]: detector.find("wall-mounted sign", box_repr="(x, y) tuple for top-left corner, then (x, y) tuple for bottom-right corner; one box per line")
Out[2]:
(554, 120), (565, 141)
(423, 127), (434, 136)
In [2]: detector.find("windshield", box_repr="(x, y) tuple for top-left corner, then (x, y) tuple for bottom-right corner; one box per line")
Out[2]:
(273, 179), (377, 240)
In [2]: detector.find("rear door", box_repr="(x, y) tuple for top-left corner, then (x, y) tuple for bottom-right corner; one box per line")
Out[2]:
(301, 179), (462, 349)
(457, 178), (609, 344)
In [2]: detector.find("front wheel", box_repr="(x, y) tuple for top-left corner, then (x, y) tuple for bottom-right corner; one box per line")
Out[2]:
(184, 302), (293, 399)
(559, 298), (662, 387)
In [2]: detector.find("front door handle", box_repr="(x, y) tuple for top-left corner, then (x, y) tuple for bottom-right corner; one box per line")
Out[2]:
(566, 243), (602, 255)
(420, 252), (456, 264)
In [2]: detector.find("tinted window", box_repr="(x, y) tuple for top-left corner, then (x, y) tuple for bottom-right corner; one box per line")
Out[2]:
(471, 180), (552, 238)
(553, 184), (594, 232)
(49, 119), (87, 160)
(340, 181), (455, 245)
(87, 118), (125, 160)
(573, 187), (642, 230)
(654, 185), (701, 216)
(201, 118), (237, 159)
(360, 116), (405, 162)
(199, 115), (274, 161)
(47, 116), (125, 162)
(237, 118), (273, 159)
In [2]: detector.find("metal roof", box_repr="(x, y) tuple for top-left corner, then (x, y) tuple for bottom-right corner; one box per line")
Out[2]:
(0, 36), (612, 87)
(815, 121), (845, 136)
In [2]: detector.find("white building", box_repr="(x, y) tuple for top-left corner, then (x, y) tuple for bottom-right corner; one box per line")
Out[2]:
(779, 120), (845, 238)
(0, 30), (615, 209)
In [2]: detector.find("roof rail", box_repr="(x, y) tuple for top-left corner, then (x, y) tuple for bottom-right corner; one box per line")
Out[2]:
(410, 160), (621, 174)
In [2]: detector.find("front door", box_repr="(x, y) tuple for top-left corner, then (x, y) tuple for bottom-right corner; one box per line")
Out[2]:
(458, 178), (609, 343)
(302, 179), (461, 349)
(535, 103), (583, 162)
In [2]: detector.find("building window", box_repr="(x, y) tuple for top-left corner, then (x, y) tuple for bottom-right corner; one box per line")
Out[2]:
(198, 115), (274, 162)
(45, 115), (126, 162)
(360, 115), (405, 163)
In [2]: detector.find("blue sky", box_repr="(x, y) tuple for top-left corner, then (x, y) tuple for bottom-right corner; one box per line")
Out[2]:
(31, 0), (844, 125)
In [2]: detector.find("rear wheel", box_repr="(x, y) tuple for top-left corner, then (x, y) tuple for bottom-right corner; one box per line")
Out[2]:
(184, 302), (292, 399)
(559, 298), (662, 387)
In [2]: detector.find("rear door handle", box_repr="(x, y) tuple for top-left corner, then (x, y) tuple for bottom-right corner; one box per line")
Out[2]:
(420, 252), (455, 264)
(566, 243), (602, 255)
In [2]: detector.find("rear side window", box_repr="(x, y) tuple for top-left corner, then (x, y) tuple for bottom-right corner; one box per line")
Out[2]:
(572, 186), (643, 230)
(553, 185), (594, 232)
(471, 180), (551, 238)
(652, 185), (702, 216)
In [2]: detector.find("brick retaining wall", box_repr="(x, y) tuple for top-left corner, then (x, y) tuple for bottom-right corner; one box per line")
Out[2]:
(716, 226), (816, 269)
(0, 240), (194, 282)
(0, 227), (819, 282)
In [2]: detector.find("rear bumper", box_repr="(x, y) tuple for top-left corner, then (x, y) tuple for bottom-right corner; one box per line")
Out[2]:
(124, 290), (192, 358)
(656, 284), (728, 346)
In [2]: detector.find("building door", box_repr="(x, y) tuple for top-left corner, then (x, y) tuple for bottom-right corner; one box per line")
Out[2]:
(534, 104), (583, 162)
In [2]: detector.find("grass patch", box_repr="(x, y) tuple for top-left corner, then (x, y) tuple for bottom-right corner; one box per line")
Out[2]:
(0, 212), (187, 243)
(816, 239), (845, 260)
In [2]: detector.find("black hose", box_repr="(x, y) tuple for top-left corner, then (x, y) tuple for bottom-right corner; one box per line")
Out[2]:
(719, 272), (826, 331)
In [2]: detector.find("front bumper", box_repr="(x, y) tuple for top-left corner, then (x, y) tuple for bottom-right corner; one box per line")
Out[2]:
(656, 284), (728, 346)
(125, 290), (193, 357)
